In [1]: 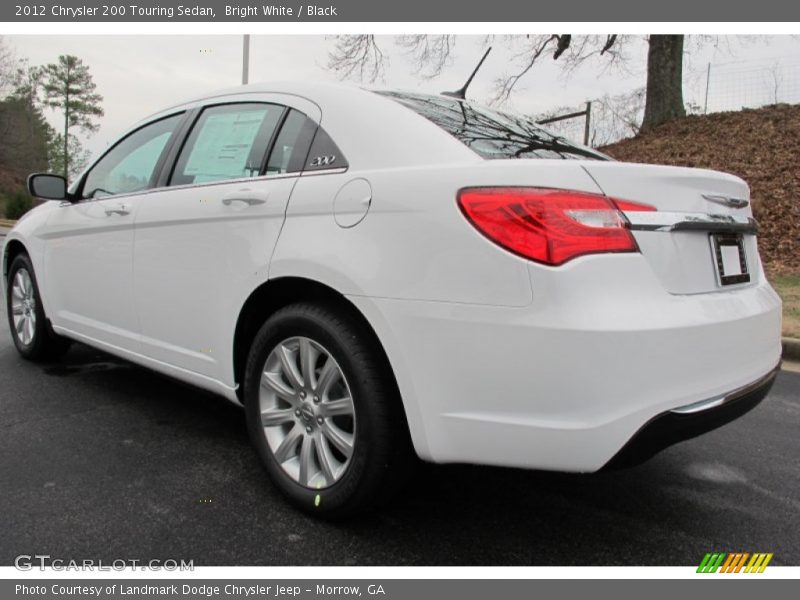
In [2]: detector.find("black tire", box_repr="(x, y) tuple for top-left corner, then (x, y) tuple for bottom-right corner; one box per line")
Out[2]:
(6, 253), (71, 362)
(244, 302), (414, 519)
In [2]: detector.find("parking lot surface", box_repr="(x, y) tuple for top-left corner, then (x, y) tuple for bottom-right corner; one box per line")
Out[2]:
(1, 300), (798, 566)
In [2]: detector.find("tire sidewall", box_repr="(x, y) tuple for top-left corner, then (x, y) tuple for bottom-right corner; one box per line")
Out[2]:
(244, 307), (386, 517)
(6, 254), (48, 358)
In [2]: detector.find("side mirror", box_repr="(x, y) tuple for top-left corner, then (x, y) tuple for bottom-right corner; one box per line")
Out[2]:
(27, 173), (68, 201)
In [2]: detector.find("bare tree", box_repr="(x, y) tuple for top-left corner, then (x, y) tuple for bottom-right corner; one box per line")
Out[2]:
(536, 88), (646, 147)
(640, 35), (686, 131)
(491, 35), (560, 103)
(327, 34), (689, 131)
(326, 35), (386, 83)
(397, 35), (456, 79)
(0, 37), (19, 96)
(493, 34), (630, 103)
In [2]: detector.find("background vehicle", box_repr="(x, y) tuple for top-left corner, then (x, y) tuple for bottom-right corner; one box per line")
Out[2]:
(2, 82), (782, 517)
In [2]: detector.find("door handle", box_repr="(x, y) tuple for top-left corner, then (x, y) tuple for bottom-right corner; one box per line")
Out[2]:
(105, 204), (130, 216)
(221, 189), (268, 207)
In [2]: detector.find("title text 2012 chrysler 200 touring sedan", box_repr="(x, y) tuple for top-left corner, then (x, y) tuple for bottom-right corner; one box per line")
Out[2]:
(3, 83), (782, 517)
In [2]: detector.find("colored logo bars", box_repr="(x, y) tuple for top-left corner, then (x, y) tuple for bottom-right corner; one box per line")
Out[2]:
(697, 553), (774, 573)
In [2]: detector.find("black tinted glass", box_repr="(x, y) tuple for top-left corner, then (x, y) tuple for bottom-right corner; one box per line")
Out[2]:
(376, 91), (608, 161)
(266, 110), (315, 175)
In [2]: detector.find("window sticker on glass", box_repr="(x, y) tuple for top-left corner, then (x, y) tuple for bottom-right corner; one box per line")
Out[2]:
(183, 109), (268, 182)
(172, 104), (282, 186)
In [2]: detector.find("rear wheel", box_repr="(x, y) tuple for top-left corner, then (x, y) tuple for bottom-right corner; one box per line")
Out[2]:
(6, 253), (71, 361)
(244, 302), (413, 518)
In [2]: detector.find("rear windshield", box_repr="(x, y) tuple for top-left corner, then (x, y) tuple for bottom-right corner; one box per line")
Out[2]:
(376, 91), (608, 161)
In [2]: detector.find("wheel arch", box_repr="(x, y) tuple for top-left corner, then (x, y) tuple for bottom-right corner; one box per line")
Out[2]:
(3, 239), (28, 280)
(2, 239), (29, 294)
(232, 277), (408, 427)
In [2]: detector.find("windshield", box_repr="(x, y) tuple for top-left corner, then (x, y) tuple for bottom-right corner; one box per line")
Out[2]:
(376, 91), (609, 161)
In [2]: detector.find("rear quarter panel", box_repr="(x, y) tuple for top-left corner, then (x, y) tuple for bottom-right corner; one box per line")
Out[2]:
(269, 160), (605, 306)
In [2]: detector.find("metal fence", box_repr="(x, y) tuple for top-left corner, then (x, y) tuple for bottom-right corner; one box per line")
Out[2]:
(536, 102), (592, 145)
(534, 54), (800, 147)
(688, 56), (800, 114)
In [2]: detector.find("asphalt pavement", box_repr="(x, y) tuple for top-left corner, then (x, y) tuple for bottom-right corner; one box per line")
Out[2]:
(0, 298), (798, 566)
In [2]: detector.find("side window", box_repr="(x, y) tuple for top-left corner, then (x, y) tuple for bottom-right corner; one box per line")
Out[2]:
(265, 110), (316, 175)
(170, 103), (283, 186)
(81, 113), (183, 199)
(264, 110), (349, 175)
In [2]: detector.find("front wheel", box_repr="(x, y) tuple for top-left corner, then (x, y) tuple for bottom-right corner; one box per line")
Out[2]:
(6, 253), (71, 361)
(244, 302), (413, 518)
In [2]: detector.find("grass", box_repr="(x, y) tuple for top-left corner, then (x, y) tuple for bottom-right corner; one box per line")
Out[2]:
(770, 274), (800, 339)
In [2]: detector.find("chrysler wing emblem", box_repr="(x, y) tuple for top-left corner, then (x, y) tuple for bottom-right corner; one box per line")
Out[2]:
(702, 194), (749, 209)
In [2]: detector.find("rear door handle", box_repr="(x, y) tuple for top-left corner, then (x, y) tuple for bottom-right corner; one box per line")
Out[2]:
(104, 204), (130, 216)
(221, 189), (268, 207)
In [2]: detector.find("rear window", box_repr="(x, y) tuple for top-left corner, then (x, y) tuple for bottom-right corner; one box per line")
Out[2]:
(376, 91), (608, 161)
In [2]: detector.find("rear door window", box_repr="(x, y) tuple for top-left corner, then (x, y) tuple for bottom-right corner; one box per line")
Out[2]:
(265, 109), (316, 175)
(376, 91), (608, 161)
(170, 103), (283, 186)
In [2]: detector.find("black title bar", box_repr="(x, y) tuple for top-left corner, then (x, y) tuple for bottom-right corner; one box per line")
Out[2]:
(5, 0), (800, 22)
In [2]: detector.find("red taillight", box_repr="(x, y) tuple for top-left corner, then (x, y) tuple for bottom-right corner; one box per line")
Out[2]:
(612, 199), (657, 212)
(458, 187), (644, 266)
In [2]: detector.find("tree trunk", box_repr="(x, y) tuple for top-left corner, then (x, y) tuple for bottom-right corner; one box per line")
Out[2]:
(63, 105), (68, 180)
(63, 63), (70, 180)
(641, 35), (686, 132)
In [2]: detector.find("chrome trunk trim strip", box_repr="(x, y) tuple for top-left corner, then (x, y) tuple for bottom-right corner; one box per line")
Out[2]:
(625, 212), (758, 235)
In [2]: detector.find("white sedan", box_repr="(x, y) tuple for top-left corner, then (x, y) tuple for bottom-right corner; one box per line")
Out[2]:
(3, 82), (782, 517)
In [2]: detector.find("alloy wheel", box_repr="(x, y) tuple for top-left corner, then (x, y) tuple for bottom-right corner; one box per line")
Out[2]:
(258, 336), (356, 489)
(10, 268), (37, 346)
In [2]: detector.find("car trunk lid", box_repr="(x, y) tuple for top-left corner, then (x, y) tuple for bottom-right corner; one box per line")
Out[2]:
(581, 162), (760, 294)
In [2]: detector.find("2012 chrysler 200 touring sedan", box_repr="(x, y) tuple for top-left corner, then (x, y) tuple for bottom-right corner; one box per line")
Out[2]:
(3, 82), (782, 517)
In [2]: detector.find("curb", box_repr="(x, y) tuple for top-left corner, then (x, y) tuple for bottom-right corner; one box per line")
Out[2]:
(783, 337), (800, 362)
(0, 219), (17, 228)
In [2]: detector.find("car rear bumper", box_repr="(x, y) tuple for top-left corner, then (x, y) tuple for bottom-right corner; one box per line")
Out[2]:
(603, 364), (779, 469)
(349, 254), (783, 471)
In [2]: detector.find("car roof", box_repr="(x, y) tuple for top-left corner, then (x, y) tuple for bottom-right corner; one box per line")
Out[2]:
(135, 81), (479, 171)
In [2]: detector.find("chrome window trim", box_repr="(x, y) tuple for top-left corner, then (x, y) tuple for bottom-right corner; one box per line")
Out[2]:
(301, 167), (348, 177)
(62, 167), (347, 207)
(162, 171), (300, 193)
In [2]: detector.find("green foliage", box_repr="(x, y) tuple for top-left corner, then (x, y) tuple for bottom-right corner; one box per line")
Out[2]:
(48, 132), (90, 180)
(1, 189), (35, 220)
(42, 55), (104, 179)
(0, 94), (53, 182)
(0, 61), (54, 196)
(771, 275), (800, 339)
